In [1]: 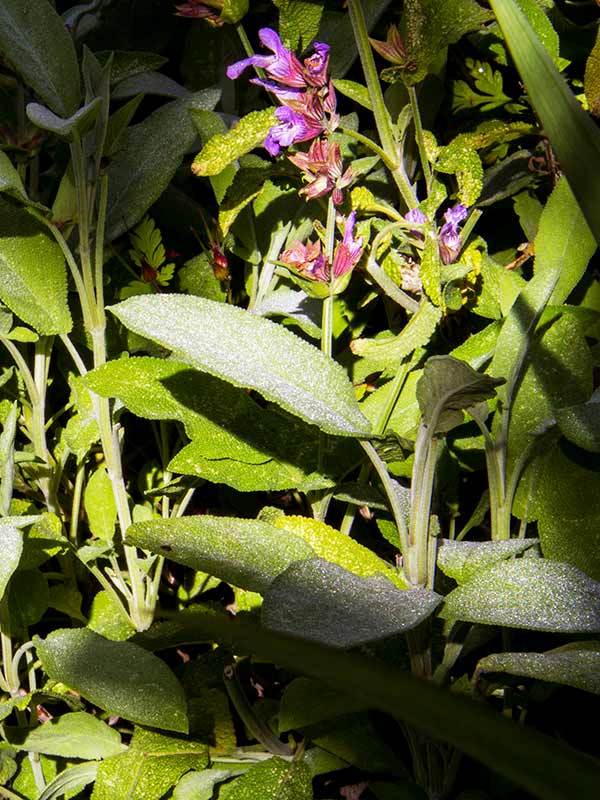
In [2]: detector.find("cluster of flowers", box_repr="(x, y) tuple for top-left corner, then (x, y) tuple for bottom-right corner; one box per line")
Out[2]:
(227, 29), (362, 286)
(407, 204), (468, 266)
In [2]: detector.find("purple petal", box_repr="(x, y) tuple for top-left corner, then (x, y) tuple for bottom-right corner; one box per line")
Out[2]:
(258, 27), (306, 87)
(443, 203), (468, 226)
(406, 208), (427, 225)
(226, 54), (271, 80)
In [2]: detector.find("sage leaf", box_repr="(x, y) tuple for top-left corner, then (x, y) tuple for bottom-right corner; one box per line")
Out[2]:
(84, 467), (117, 541)
(35, 629), (188, 733)
(109, 295), (371, 437)
(272, 514), (407, 589)
(489, 0), (600, 242)
(91, 727), (208, 800)
(263, 558), (441, 647)
(4, 712), (123, 759)
(105, 89), (220, 241)
(192, 109), (277, 176)
(26, 98), (102, 140)
(437, 538), (539, 584)
(0, 523), (22, 602)
(554, 392), (600, 453)
(441, 559), (600, 632)
(218, 757), (312, 800)
(417, 355), (504, 433)
(0, 198), (71, 334)
(475, 645), (600, 695)
(36, 763), (99, 800)
(279, 678), (369, 732)
(173, 769), (238, 800)
(0, 0), (80, 117)
(221, 0), (249, 25)
(0, 152), (27, 201)
(125, 515), (315, 595)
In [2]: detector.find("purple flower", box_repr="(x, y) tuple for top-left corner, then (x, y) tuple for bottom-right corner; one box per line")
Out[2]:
(439, 204), (468, 265)
(226, 28), (329, 89)
(406, 208), (427, 225)
(332, 211), (364, 278)
(264, 106), (325, 156)
(288, 137), (353, 203)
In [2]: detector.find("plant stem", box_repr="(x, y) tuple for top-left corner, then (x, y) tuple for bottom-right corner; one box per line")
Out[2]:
(407, 85), (432, 190)
(347, 0), (417, 209)
(360, 439), (410, 556)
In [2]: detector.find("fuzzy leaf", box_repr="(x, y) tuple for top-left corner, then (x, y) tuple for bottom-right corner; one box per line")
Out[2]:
(125, 515), (316, 595)
(441, 559), (600, 632)
(437, 538), (539, 584)
(263, 558), (440, 646)
(0, 0), (80, 116)
(585, 27), (600, 117)
(221, 0), (249, 24)
(417, 355), (504, 433)
(84, 467), (117, 541)
(105, 89), (220, 241)
(26, 98), (101, 140)
(0, 198), (71, 334)
(192, 109), (278, 176)
(5, 712), (123, 760)
(35, 629), (188, 733)
(475, 645), (600, 695)
(276, 1), (323, 51)
(108, 295), (371, 437)
(332, 79), (372, 109)
(0, 152), (27, 201)
(91, 728), (208, 800)
(0, 523), (22, 602)
(273, 515), (407, 589)
(218, 757), (312, 800)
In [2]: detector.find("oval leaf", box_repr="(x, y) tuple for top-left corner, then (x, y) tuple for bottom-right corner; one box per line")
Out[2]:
(192, 109), (277, 177)
(108, 295), (371, 437)
(34, 629), (188, 733)
(126, 515), (315, 595)
(105, 90), (220, 241)
(441, 559), (600, 632)
(475, 645), (600, 695)
(84, 467), (117, 541)
(218, 757), (311, 800)
(26, 98), (101, 141)
(263, 558), (441, 647)
(0, 198), (71, 334)
(6, 712), (123, 759)
(437, 538), (539, 584)
(0, 523), (22, 602)
(0, 0), (80, 117)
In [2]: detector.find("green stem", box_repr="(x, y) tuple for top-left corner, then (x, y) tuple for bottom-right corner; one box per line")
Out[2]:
(360, 440), (410, 556)
(407, 423), (439, 587)
(347, 0), (417, 209)
(407, 85), (433, 189)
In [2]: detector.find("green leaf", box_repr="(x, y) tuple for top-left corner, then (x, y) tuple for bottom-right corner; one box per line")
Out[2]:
(96, 51), (168, 85)
(91, 727), (208, 800)
(86, 357), (349, 492)
(0, 0), (80, 117)
(441, 559), (600, 632)
(416, 355), (504, 433)
(221, 0), (249, 25)
(88, 590), (137, 642)
(125, 515), (315, 595)
(0, 522), (22, 602)
(475, 644), (600, 695)
(276, 1), (324, 51)
(218, 757), (312, 800)
(351, 300), (441, 367)
(0, 152), (27, 201)
(437, 538), (539, 584)
(279, 677), (370, 732)
(192, 109), (277, 177)
(159, 614), (600, 800)
(584, 27), (600, 117)
(333, 78), (372, 110)
(489, 0), (600, 244)
(105, 89), (220, 241)
(37, 763), (99, 800)
(514, 0), (559, 61)
(26, 98), (101, 141)
(108, 295), (371, 437)
(419, 233), (442, 306)
(84, 467), (117, 541)
(173, 769), (237, 800)
(272, 515), (407, 589)
(5, 712), (123, 759)
(0, 198), (71, 334)
(35, 629), (188, 733)
(435, 139), (483, 207)
(9, 569), (49, 629)
(555, 394), (600, 453)
(263, 558), (440, 646)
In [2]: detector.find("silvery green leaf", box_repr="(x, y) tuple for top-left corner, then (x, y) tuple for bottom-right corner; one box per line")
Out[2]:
(0, 523), (22, 602)
(263, 558), (441, 647)
(4, 712), (123, 759)
(441, 559), (600, 632)
(0, 152), (27, 201)
(26, 98), (101, 140)
(437, 538), (539, 584)
(109, 295), (371, 437)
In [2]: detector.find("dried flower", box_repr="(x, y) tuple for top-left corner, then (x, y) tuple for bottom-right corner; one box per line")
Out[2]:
(288, 137), (353, 203)
(439, 204), (468, 264)
(280, 239), (329, 282)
